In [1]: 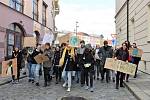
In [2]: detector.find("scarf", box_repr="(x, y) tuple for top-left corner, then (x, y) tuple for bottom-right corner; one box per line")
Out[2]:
(59, 47), (75, 66)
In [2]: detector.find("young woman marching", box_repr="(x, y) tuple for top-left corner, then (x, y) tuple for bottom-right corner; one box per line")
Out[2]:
(115, 43), (129, 89)
(61, 45), (75, 92)
(83, 44), (95, 92)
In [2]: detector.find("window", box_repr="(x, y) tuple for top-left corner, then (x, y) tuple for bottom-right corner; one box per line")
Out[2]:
(42, 2), (47, 26)
(7, 23), (23, 58)
(10, 0), (24, 13)
(33, 0), (38, 21)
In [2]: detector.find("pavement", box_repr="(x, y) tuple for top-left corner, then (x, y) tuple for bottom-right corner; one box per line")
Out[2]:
(0, 76), (136, 100)
(124, 71), (150, 100)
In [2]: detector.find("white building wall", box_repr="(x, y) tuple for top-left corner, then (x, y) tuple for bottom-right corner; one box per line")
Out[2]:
(115, 0), (150, 73)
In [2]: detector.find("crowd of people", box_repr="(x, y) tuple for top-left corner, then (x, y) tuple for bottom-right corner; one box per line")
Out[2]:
(10, 40), (142, 92)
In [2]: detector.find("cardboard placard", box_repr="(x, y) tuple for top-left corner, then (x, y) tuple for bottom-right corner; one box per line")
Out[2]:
(34, 54), (49, 64)
(104, 58), (136, 75)
(23, 37), (36, 47)
(1, 58), (17, 78)
(129, 48), (143, 57)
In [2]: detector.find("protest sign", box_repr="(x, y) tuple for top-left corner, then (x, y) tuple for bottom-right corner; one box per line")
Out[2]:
(42, 33), (54, 45)
(129, 48), (143, 57)
(23, 37), (36, 47)
(1, 58), (17, 78)
(104, 58), (136, 75)
(69, 36), (79, 47)
(34, 54), (49, 64)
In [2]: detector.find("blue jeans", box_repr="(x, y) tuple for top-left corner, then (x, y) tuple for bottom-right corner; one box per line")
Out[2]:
(28, 62), (32, 80)
(31, 64), (41, 82)
(62, 70), (72, 88)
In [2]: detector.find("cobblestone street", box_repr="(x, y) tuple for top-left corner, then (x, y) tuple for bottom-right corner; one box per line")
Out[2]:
(0, 77), (136, 100)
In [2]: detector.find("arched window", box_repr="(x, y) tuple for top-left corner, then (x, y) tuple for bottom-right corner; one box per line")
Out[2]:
(7, 23), (24, 58)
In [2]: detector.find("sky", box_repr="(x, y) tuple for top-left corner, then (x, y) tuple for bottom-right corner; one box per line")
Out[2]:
(55, 0), (115, 39)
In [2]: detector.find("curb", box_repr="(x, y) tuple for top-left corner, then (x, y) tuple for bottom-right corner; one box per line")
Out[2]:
(124, 82), (141, 100)
(0, 75), (27, 86)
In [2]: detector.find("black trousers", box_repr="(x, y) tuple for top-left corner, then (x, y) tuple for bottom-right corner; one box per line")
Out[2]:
(17, 63), (21, 81)
(80, 65), (85, 85)
(43, 67), (51, 83)
(95, 59), (101, 78)
(101, 67), (110, 82)
(54, 66), (62, 81)
(84, 68), (94, 87)
(116, 71), (125, 87)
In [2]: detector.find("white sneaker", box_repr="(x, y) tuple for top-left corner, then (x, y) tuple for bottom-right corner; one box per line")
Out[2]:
(85, 86), (89, 90)
(90, 87), (94, 92)
(67, 88), (71, 92)
(63, 83), (67, 87)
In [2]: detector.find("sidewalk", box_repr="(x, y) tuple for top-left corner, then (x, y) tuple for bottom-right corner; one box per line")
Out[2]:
(124, 71), (150, 100)
(0, 70), (27, 86)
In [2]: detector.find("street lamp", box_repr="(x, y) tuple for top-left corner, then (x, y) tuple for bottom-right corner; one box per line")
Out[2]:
(75, 21), (79, 36)
(127, 0), (129, 41)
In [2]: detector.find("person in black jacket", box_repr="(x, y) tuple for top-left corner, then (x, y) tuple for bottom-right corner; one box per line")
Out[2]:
(77, 40), (85, 87)
(12, 47), (23, 83)
(62, 46), (75, 92)
(98, 41), (113, 83)
(115, 43), (129, 89)
(83, 44), (95, 92)
(53, 46), (61, 84)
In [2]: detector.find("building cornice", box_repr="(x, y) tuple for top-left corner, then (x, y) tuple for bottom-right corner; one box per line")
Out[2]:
(115, 1), (127, 18)
(0, 2), (53, 32)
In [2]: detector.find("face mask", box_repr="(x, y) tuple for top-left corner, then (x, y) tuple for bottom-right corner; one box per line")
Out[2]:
(104, 45), (108, 47)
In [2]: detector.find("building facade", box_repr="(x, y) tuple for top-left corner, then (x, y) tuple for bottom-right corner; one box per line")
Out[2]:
(115, 0), (150, 73)
(0, 0), (59, 62)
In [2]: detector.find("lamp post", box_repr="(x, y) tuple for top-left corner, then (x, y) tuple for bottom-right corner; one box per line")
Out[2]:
(75, 21), (79, 36)
(127, 0), (129, 41)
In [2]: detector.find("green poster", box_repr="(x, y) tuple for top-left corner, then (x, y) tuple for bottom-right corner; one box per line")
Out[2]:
(69, 36), (79, 47)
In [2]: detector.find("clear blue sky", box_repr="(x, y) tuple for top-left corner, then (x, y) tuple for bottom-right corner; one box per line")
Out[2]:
(56, 0), (115, 39)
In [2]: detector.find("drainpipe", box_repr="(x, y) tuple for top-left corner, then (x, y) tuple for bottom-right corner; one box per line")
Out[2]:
(127, 0), (129, 41)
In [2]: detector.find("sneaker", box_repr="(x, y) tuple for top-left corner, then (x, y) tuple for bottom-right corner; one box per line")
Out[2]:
(113, 78), (115, 82)
(36, 82), (40, 86)
(63, 83), (67, 87)
(67, 88), (71, 92)
(15, 80), (19, 84)
(76, 79), (79, 83)
(32, 80), (34, 83)
(11, 80), (16, 84)
(44, 83), (47, 87)
(81, 84), (84, 87)
(85, 86), (89, 90)
(116, 86), (119, 89)
(28, 79), (32, 82)
(90, 87), (94, 92)
(120, 84), (125, 88)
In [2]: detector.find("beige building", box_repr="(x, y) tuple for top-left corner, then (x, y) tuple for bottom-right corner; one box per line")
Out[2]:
(0, 0), (59, 62)
(115, 0), (150, 73)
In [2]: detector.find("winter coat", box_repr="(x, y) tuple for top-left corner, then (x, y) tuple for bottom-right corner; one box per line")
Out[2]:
(77, 47), (85, 66)
(12, 50), (23, 69)
(53, 50), (61, 65)
(30, 49), (42, 64)
(98, 46), (113, 65)
(43, 48), (54, 68)
(83, 48), (95, 71)
(64, 50), (75, 71)
(115, 47), (129, 61)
